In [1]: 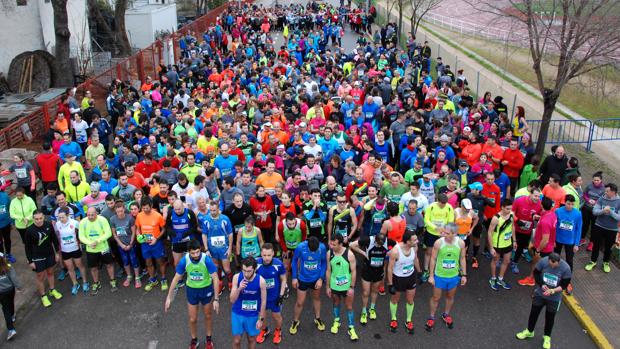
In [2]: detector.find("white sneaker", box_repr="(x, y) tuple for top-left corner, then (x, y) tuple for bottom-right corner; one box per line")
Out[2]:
(7, 329), (17, 341)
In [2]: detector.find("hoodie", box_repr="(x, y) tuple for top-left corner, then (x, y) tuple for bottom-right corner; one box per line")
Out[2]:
(593, 195), (620, 231)
(35, 152), (61, 182)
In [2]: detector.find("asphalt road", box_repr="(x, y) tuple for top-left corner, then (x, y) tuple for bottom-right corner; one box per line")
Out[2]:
(7, 253), (595, 349)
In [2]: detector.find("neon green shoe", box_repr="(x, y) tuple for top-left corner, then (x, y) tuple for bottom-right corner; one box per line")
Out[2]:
(49, 289), (63, 300)
(314, 318), (325, 331)
(289, 320), (299, 335)
(543, 335), (551, 349)
(161, 280), (169, 291)
(516, 329), (534, 340)
(585, 261), (596, 271)
(331, 318), (340, 334)
(348, 327), (359, 341)
(41, 295), (52, 307)
(145, 279), (159, 292)
(360, 312), (368, 325)
(369, 308), (377, 320)
(603, 262), (611, 273)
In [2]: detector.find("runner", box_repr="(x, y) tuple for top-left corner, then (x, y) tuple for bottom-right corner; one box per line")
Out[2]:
(426, 223), (467, 331)
(422, 194), (455, 282)
(516, 253), (572, 349)
(487, 199), (516, 291)
(78, 207), (117, 295)
(289, 236), (327, 335)
(326, 234), (358, 341)
(465, 182), (488, 269)
(326, 192), (358, 243)
(109, 203), (141, 289)
(360, 186), (386, 238)
(302, 189), (328, 244)
(237, 216), (264, 260)
(585, 183), (620, 274)
(53, 207), (89, 295)
(166, 199), (199, 287)
(0, 252), (20, 340)
(202, 200), (234, 293)
(349, 233), (388, 325)
(553, 194), (582, 294)
(230, 256), (267, 349)
(255, 243), (287, 345)
(165, 239), (220, 349)
(277, 212), (308, 274)
(510, 188), (542, 274)
(386, 230), (421, 334)
(380, 201), (407, 246)
(135, 197), (168, 292)
(454, 199), (478, 254)
(25, 210), (62, 307)
(518, 197), (556, 287)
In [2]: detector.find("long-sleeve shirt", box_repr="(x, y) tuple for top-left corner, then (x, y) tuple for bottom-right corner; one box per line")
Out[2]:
(9, 196), (37, 229)
(0, 267), (21, 293)
(593, 195), (620, 231)
(291, 241), (327, 283)
(24, 222), (59, 263)
(555, 207), (582, 246)
(57, 162), (87, 192)
(78, 216), (112, 253)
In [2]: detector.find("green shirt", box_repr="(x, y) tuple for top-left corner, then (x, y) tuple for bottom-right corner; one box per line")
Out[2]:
(329, 249), (351, 292)
(185, 254), (213, 289)
(78, 216), (112, 253)
(380, 183), (408, 203)
(434, 237), (461, 278)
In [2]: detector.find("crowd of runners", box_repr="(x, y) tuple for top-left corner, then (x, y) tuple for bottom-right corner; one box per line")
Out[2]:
(0, 1), (618, 349)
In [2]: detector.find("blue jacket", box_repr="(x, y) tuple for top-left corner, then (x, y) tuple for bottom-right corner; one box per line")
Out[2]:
(0, 192), (11, 228)
(291, 241), (327, 283)
(59, 142), (83, 161)
(555, 207), (582, 246)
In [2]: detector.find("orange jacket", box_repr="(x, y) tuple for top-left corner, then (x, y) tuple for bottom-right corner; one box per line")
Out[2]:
(502, 149), (525, 178)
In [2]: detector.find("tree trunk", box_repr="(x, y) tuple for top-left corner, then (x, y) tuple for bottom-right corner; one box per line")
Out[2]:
(534, 90), (559, 157)
(115, 0), (132, 56)
(51, 0), (73, 87)
(397, 2), (403, 44)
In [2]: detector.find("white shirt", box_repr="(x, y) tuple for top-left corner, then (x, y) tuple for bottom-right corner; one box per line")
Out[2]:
(54, 219), (80, 253)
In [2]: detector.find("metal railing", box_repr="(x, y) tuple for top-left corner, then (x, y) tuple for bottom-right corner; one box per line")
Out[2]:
(527, 118), (620, 152)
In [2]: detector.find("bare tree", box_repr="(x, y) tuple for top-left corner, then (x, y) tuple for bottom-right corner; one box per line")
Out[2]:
(384, 0), (398, 24)
(408, 0), (443, 36)
(51, 0), (73, 86)
(88, 0), (132, 57)
(471, 0), (620, 157)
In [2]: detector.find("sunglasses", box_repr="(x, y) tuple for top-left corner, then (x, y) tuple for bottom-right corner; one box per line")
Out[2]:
(337, 201), (347, 204)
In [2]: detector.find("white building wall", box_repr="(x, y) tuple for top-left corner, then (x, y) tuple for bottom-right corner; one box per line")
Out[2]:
(0, 1), (45, 74)
(125, 4), (177, 49)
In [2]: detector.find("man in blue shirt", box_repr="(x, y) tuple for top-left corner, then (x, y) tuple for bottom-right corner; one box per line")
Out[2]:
(553, 194), (582, 294)
(230, 257), (267, 349)
(59, 133), (83, 161)
(201, 201), (234, 293)
(255, 243), (287, 345)
(494, 169), (511, 200)
(289, 236), (327, 335)
(213, 143), (238, 180)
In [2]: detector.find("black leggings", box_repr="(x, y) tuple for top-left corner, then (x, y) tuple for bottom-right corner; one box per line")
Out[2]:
(590, 225), (617, 263)
(581, 206), (595, 240)
(512, 233), (531, 263)
(0, 225), (11, 255)
(527, 299), (557, 336)
(554, 243), (575, 270)
(0, 288), (15, 331)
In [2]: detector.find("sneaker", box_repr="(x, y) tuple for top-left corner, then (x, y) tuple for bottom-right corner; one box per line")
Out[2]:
(91, 282), (101, 296)
(49, 289), (63, 300)
(71, 284), (80, 295)
(41, 295), (52, 308)
(360, 312), (368, 325)
(76, 268), (82, 280)
(110, 280), (118, 292)
(425, 318), (434, 332)
(205, 337), (214, 349)
(405, 321), (414, 334)
(82, 282), (90, 293)
(6, 329), (16, 341)
(587, 242), (593, 251)
(489, 278), (499, 291)
(510, 262), (519, 274)
(161, 279), (169, 291)
(471, 257), (479, 269)
(7, 254), (16, 264)
(145, 279), (160, 292)
(347, 327), (358, 341)
(585, 261), (596, 271)
(603, 262), (611, 273)
(135, 279), (142, 289)
(496, 279), (512, 290)
(523, 249), (533, 263)
(57, 269), (66, 281)
(289, 320), (299, 335)
(442, 313), (453, 329)
(389, 320), (398, 332)
(516, 329), (535, 340)
(518, 276), (535, 286)
(579, 239), (586, 246)
(369, 308), (377, 320)
(188, 338), (199, 349)
(482, 251), (492, 260)
(330, 319), (340, 334)
(123, 276), (133, 287)
(543, 335), (551, 349)
(272, 328), (282, 344)
(421, 270), (429, 283)
(256, 327), (270, 343)
(314, 318), (325, 331)
(378, 285), (386, 296)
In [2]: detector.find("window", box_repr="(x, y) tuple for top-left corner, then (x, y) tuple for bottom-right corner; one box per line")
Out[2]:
(16, 0), (27, 5)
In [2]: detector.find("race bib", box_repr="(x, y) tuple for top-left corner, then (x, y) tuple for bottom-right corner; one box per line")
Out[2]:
(189, 271), (204, 281)
(117, 227), (128, 237)
(504, 232), (513, 240)
(62, 235), (76, 245)
(304, 260), (318, 271)
(335, 275), (348, 286)
(0, 205), (7, 214)
(14, 168), (27, 179)
(309, 219), (322, 228)
(211, 236), (226, 247)
(402, 264), (414, 274)
(373, 216), (384, 224)
(559, 221), (574, 231)
(370, 256), (383, 267)
(520, 220), (532, 229)
(542, 272), (559, 287)
(335, 228), (347, 237)
(442, 260), (456, 269)
(265, 278), (275, 289)
(241, 300), (258, 311)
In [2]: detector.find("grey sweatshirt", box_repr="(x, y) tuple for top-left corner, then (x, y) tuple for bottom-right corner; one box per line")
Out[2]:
(0, 267), (21, 293)
(593, 194), (620, 231)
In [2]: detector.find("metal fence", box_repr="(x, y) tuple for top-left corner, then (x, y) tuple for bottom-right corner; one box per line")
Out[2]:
(527, 118), (620, 152)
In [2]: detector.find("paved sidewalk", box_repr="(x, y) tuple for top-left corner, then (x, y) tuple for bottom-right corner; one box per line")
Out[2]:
(564, 250), (619, 349)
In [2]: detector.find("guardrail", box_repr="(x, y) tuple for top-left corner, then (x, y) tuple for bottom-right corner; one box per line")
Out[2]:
(527, 118), (620, 152)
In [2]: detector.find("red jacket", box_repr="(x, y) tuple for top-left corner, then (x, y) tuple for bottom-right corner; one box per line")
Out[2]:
(482, 183), (501, 219)
(135, 160), (161, 179)
(502, 149), (525, 178)
(35, 152), (62, 182)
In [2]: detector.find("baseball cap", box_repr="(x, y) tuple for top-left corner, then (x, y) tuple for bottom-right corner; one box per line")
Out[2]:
(422, 168), (432, 175)
(299, 122), (307, 128)
(463, 126), (472, 132)
(461, 198), (472, 210)
(440, 134), (449, 142)
(384, 77), (390, 82)
(277, 144), (285, 150)
(468, 182), (483, 191)
(264, 122), (272, 128)
(459, 160), (469, 167)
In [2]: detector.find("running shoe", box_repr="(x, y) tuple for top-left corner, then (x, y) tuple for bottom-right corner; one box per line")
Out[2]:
(57, 269), (66, 281)
(523, 249), (533, 263)
(41, 295), (52, 308)
(91, 282), (101, 296)
(543, 335), (551, 349)
(489, 278), (499, 291)
(405, 321), (414, 334)
(256, 327), (270, 343)
(347, 327), (358, 341)
(145, 279), (160, 292)
(6, 329), (16, 341)
(272, 328), (282, 344)
(161, 279), (169, 291)
(76, 268), (82, 280)
(49, 289), (63, 300)
(369, 308), (377, 320)
(425, 318), (434, 332)
(188, 338), (199, 349)
(579, 239), (586, 246)
(586, 242), (593, 251)
(330, 319), (340, 334)
(510, 262), (519, 274)
(7, 254), (15, 264)
(516, 329), (535, 340)
(82, 282), (90, 293)
(289, 320), (300, 335)
(314, 318), (326, 331)
(421, 270), (429, 283)
(389, 320), (398, 332)
(603, 262), (611, 273)
(135, 279), (142, 289)
(378, 285), (386, 295)
(518, 276), (535, 286)
(584, 261), (596, 271)
(442, 313), (453, 329)
(205, 337), (214, 349)
(360, 312), (368, 325)
(566, 283), (574, 295)
(110, 279), (118, 292)
(71, 284), (80, 295)
(496, 279), (512, 290)
(123, 276), (133, 287)
(471, 257), (479, 269)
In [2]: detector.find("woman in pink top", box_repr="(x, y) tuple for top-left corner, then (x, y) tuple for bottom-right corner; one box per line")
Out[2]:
(470, 153), (494, 183)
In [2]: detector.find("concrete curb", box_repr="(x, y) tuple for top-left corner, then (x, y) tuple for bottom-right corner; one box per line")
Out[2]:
(562, 293), (614, 349)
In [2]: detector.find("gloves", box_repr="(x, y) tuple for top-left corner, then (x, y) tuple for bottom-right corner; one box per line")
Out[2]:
(388, 284), (396, 295)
